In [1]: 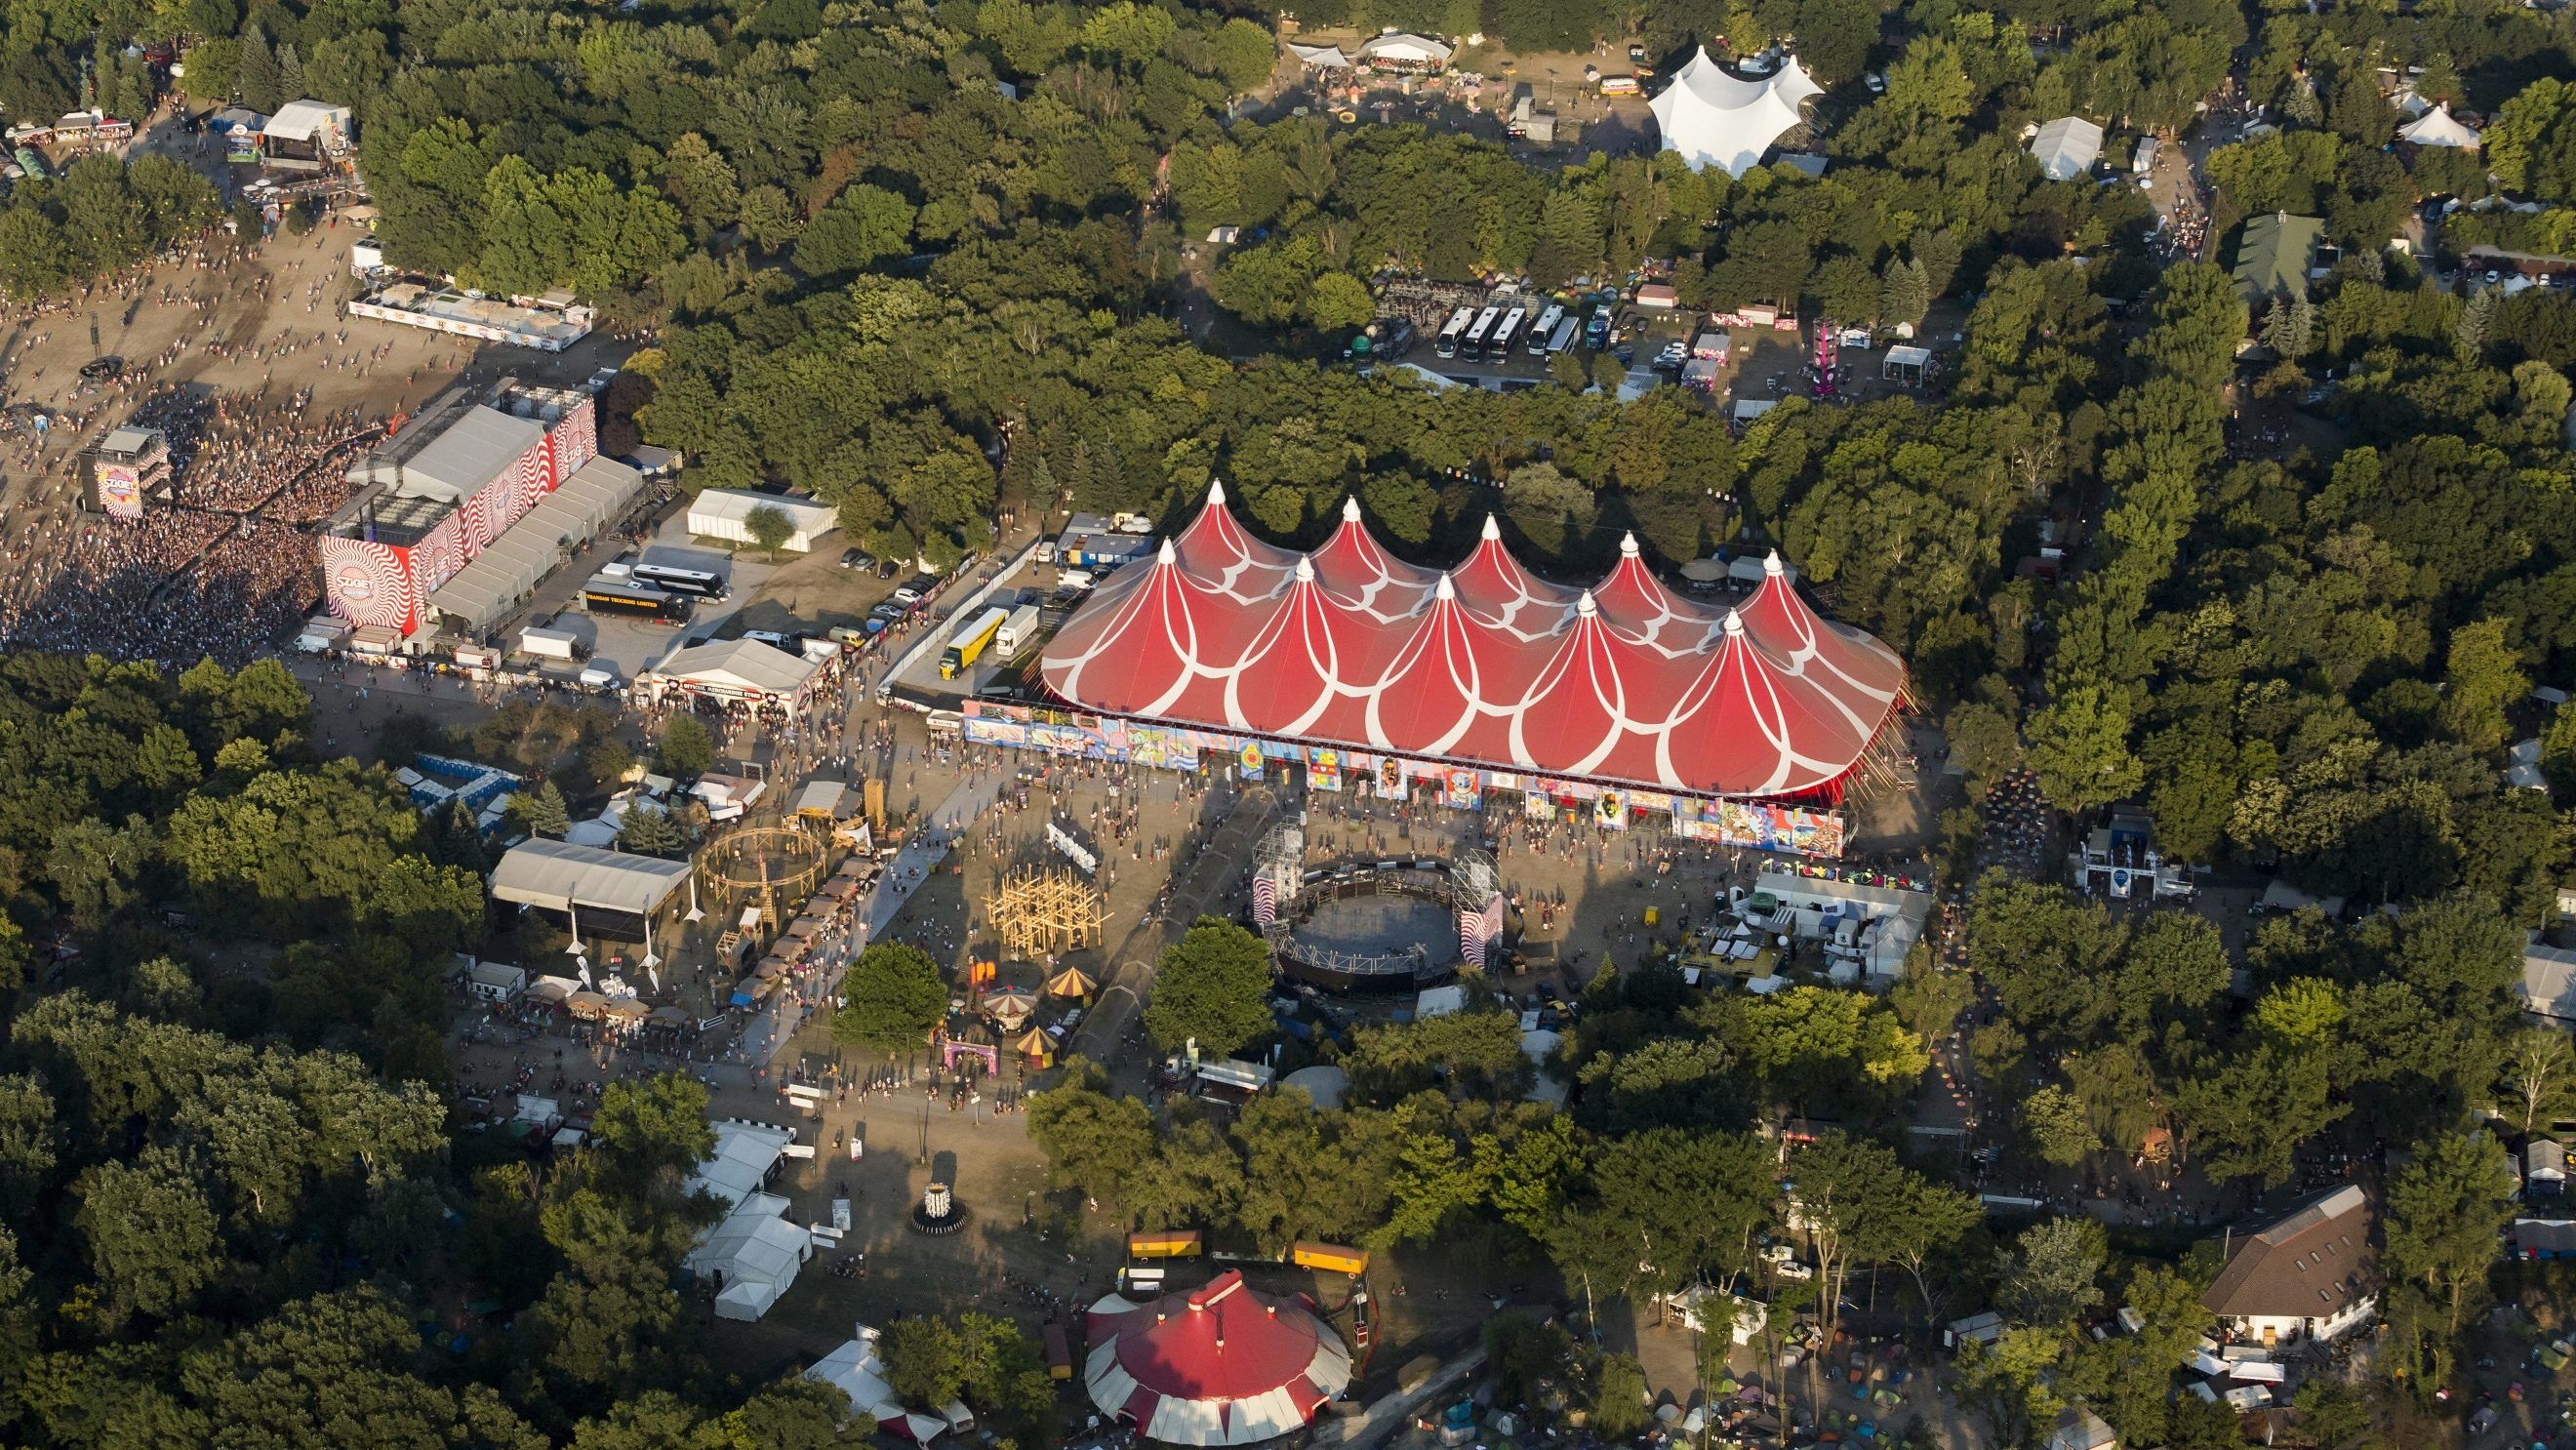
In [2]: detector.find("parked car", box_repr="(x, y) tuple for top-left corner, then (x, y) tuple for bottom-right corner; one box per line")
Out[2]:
(891, 584), (924, 605)
(838, 547), (876, 572)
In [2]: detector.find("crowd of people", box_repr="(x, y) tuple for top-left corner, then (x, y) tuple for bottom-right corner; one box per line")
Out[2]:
(0, 383), (385, 665)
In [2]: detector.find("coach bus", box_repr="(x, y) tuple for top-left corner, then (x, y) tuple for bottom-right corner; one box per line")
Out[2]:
(1525, 303), (1565, 355)
(1546, 315), (1582, 355)
(583, 581), (693, 625)
(939, 607), (1010, 678)
(1490, 305), (1528, 358)
(1433, 305), (1473, 359)
(1460, 305), (1502, 362)
(630, 561), (728, 599)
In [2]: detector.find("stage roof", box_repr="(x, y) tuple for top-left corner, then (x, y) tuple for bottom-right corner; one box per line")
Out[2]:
(1038, 488), (1906, 799)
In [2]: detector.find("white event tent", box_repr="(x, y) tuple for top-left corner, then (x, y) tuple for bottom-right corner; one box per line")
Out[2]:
(2399, 104), (2481, 149)
(1648, 48), (1824, 177)
(808, 1327), (977, 1441)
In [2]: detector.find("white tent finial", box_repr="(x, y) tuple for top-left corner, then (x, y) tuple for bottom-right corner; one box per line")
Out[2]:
(1724, 608), (1745, 635)
(1762, 549), (1784, 576)
(1576, 589), (1597, 617)
(1620, 531), (1640, 557)
(1294, 555), (1314, 584)
(1342, 496), (1362, 523)
(1157, 539), (1176, 564)
(1481, 513), (1502, 542)
(1207, 478), (1227, 505)
(1434, 572), (1456, 602)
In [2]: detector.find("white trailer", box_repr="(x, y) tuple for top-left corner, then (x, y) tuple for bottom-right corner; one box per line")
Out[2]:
(996, 603), (1042, 654)
(519, 625), (580, 661)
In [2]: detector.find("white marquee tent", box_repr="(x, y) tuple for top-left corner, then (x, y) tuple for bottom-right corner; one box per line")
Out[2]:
(687, 488), (840, 553)
(2029, 116), (2105, 180)
(808, 1327), (977, 1441)
(640, 637), (824, 704)
(1647, 48), (1824, 177)
(688, 1122), (794, 1208)
(684, 1191), (811, 1321)
(2400, 103), (2481, 149)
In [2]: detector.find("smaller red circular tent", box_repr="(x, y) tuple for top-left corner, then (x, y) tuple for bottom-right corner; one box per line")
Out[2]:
(1084, 1269), (1352, 1445)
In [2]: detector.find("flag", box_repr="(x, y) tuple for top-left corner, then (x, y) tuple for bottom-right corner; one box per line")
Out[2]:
(1254, 874), (1277, 927)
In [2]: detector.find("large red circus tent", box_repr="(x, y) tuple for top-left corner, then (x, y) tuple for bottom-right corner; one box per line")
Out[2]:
(1083, 1269), (1353, 1445)
(1038, 485), (1908, 801)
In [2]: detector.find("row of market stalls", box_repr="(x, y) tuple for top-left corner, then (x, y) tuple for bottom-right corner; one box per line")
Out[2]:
(731, 853), (877, 1010)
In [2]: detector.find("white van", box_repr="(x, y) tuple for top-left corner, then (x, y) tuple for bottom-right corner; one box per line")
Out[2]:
(578, 665), (621, 692)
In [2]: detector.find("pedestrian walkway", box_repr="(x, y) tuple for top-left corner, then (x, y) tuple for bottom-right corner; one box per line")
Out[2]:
(1062, 785), (1275, 1066)
(738, 769), (1004, 1069)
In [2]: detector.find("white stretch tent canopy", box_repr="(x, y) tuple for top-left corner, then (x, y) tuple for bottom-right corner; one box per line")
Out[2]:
(2400, 104), (2481, 149)
(2030, 116), (2105, 180)
(688, 489), (839, 552)
(1648, 47), (1823, 177)
(426, 456), (644, 630)
(684, 1191), (810, 1321)
(1357, 32), (1452, 67)
(1286, 41), (1351, 68)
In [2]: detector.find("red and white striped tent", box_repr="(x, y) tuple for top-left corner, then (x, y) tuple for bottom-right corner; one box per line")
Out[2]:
(1039, 485), (1906, 800)
(1084, 1270), (1351, 1445)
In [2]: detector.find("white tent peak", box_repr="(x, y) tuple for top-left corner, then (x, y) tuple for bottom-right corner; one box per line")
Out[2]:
(1434, 572), (1457, 601)
(1649, 47), (1825, 177)
(1206, 478), (1227, 504)
(1620, 530), (1640, 556)
(2400, 103), (2481, 150)
(1157, 538), (1177, 564)
(1724, 608), (1745, 635)
(1294, 555), (1315, 583)
(1481, 513), (1502, 541)
(1764, 548), (1785, 575)
(1342, 495), (1362, 522)
(1576, 589), (1598, 617)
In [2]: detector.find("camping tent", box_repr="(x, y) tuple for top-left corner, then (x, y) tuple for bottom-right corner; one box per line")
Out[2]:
(2029, 116), (2104, 180)
(1648, 48), (1823, 177)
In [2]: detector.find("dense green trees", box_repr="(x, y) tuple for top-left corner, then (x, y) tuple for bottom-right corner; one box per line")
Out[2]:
(1141, 919), (1275, 1058)
(830, 944), (948, 1051)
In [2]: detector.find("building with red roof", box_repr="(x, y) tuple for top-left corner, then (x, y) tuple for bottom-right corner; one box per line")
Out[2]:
(1038, 485), (1907, 802)
(1083, 1269), (1352, 1445)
